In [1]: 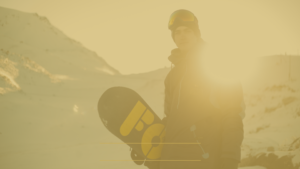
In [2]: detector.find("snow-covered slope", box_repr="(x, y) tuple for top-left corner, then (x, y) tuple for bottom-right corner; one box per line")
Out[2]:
(239, 55), (300, 169)
(0, 6), (162, 169)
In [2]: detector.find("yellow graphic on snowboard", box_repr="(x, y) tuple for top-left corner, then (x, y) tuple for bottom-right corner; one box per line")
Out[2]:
(120, 101), (166, 159)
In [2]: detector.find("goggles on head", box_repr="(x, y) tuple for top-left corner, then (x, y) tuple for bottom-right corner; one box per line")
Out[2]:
(168, 9), (196, 30)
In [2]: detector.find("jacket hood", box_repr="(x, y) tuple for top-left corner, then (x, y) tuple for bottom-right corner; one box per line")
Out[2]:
(168, 41), (206, 66)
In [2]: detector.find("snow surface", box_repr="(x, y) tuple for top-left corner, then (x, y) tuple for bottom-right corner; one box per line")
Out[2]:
(0, 6), (300, 169)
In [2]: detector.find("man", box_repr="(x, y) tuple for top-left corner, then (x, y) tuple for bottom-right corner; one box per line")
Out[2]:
(132, 9), (245, 169)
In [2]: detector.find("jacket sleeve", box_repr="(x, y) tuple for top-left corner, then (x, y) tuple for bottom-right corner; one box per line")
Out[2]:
(218, 82), (245, 165)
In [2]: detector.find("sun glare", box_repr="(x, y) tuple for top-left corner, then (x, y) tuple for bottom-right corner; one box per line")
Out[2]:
(200, 43), (260, 85)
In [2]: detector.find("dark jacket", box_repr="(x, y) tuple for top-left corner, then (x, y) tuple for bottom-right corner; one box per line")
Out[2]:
(158, 43), (245, 169)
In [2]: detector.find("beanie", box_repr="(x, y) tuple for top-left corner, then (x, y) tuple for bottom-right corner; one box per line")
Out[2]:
(168, 10), (201, 42)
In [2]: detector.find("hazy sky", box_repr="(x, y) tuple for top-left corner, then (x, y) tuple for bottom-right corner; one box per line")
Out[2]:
(1, 0), (300, 74)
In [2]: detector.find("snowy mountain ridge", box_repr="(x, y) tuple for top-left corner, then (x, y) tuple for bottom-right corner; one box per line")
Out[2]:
(0, 6), (119, 94)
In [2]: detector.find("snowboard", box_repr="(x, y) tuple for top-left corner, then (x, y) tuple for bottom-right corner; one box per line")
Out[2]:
(98, 86), (166, 160)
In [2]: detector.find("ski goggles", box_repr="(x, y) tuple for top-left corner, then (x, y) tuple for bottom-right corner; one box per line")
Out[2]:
(168, 10), (196, 29)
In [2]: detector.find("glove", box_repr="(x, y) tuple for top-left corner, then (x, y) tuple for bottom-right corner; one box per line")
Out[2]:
(221, 158), (239, 169)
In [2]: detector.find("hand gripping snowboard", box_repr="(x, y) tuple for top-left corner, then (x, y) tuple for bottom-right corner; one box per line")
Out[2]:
(98, 86), (166, 160)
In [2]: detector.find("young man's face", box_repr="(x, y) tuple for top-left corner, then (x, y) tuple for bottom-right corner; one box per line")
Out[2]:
(173, 26), (198, 53)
